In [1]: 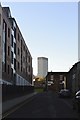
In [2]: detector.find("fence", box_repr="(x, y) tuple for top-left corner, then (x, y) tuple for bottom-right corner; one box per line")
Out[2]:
(2, 85), (34, 101)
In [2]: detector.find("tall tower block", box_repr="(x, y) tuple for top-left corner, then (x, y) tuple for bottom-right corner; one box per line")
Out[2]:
(37, 57), (48, 78)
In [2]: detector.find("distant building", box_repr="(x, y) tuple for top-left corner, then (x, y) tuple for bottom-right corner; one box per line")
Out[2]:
(46, 72), (68, 92)
(37, 57), (48, 78)
(0, 5), (32, 85)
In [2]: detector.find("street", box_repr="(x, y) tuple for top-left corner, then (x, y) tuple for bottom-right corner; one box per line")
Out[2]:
(3, 91), (80, 119)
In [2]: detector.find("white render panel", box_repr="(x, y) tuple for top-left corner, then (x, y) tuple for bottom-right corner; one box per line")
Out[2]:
(11, 63), (14, 69)
(14, 53), (16, 59)
(16, 74), (31, 86)
(11, 46), (14, 52)
(13, 20), (16, 28)
(13, 69), (16, 74)
(14, 37), (16, 43)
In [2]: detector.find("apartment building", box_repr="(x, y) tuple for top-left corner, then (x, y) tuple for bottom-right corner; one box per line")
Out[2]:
(0, 5), (32, 85)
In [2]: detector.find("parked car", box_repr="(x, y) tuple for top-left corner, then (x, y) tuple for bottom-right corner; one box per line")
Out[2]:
(58, 89), (71, 98)
(72, 90), (80, 112)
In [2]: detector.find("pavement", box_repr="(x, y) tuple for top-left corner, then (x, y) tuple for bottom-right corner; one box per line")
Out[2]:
(0, 91), (37, 120)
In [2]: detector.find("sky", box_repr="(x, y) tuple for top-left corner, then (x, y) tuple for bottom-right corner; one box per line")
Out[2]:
(2, 2), (78, 76)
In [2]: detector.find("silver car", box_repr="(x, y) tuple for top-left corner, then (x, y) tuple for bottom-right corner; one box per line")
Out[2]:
(59, 89), (71, 98)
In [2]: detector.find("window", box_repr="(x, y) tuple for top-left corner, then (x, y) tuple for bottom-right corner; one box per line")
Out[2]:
(2, 62), (5, 72)
(14, 27), (16, 39)
(21, 39), (22, 47)
(8, 28), (10, 38)
(14, 43), (16, 54)
(8, 65), (9, 74)
(26, 66), (27, 73)
(29, 56), (30, 63)
(11, 34), (13, 47)
(51, 75), (54, 80)
(27, 56), (30, 63)
(60, 75), (63, 81)
(23, 56), (25, 62)
(5, 60), (6, 72)
(26, 57), (27, 63)
(3, 20), (5, 31)
(8, 46), (10, 56)
(11, 51), (13, 64)
(14, 73), (16, 84)
(24, 45), (25, 51)
(14, 58), (16, 70)
(11, 68), (13, 76)
(21, 66), (22, 72)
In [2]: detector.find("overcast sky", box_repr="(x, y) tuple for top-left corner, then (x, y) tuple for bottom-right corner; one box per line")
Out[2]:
(2, 2), (78, 75)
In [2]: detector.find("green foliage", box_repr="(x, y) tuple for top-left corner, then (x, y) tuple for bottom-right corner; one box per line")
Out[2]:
(34, 88), (44, 93)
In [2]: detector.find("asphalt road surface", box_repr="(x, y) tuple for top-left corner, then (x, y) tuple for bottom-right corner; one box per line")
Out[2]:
(3, 91), (80, 119)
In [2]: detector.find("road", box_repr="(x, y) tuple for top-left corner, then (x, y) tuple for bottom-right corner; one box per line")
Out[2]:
(3, 91), (80, 119)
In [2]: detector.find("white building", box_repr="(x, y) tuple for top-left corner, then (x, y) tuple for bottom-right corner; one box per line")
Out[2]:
(37, 57), (48, 78)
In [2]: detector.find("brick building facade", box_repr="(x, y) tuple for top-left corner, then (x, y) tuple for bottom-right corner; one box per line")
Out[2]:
(0, 5), (32, 85)
(46, 72), (68, 92)
(68, 61), (80, 94)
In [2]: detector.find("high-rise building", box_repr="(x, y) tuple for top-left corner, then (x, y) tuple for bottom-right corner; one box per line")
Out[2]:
(0, 5), (32, 85)
(37, 57), (48, 78)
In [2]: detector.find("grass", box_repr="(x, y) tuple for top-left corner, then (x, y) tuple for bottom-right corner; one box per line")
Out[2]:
(34, 88), (44, 93)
